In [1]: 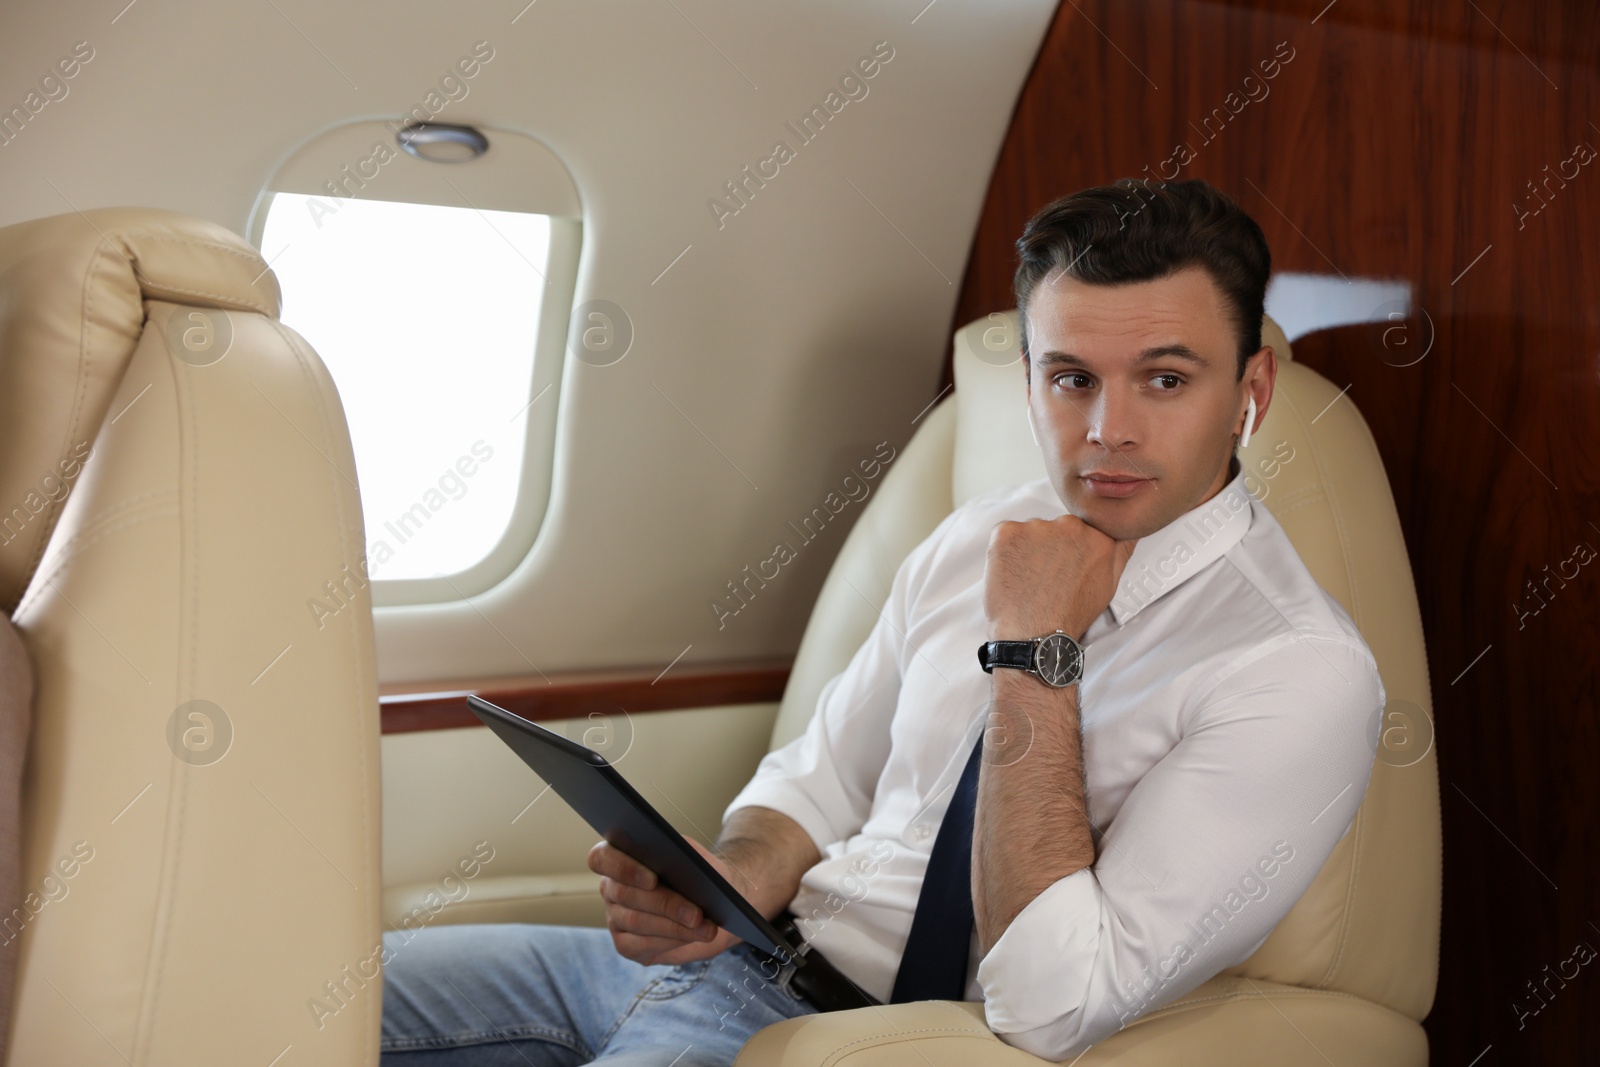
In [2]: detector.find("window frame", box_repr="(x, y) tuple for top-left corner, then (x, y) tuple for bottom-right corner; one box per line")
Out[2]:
(246, 120), (583, 607)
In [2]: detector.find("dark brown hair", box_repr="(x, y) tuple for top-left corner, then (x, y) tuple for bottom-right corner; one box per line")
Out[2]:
(1014, 178), (1271, 380)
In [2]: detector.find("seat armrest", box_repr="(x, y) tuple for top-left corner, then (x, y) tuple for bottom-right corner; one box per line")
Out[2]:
(733, 977), (1428, 1066)
(383, 872), (607, 931)
(737, 1001), (1045, 1066)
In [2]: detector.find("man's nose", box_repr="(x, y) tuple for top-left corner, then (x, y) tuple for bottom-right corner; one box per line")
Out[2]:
(1085, 388), (1137, 451)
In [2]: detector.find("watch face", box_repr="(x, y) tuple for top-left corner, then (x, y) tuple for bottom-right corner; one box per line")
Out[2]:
(1033, 633), (1083, 687)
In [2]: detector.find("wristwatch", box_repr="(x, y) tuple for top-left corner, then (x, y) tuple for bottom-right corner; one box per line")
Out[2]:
(977, 629), (1084, 688)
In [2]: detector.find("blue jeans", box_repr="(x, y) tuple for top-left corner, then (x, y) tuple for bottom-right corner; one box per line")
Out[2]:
(379, 922), (820, 1065)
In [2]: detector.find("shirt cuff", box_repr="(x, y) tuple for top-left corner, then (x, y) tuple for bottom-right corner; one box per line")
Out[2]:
(976, 866), (1100, 1051)
(722, 777), (841, 860)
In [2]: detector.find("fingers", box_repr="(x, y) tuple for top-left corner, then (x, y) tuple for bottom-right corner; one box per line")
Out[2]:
(597, 870), (716, 935)
(602, 893), (718, 942)
(589, 840), (718, 945)
(591, 845), (700, 923)
(587, 839), (655, 890)
(610, 924), (731, 967)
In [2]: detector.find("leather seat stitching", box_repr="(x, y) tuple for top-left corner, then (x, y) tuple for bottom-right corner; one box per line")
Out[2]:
(266, 316), (378, 1059)
(12, 501), (179, 617)
(1272, 381), (1370, 991)
(122, 232), (275, 313)
(9, 238), (109, 608)
(1149, 982), (1393, 1016)
(137, 275), (274, 316)
(1272, 492), (1329, 521)
(826, 1024), (990, 1056)
(121, 231), (263, 261)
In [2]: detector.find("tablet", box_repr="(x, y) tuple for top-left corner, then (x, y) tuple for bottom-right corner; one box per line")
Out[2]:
(465, 694), (807, 967)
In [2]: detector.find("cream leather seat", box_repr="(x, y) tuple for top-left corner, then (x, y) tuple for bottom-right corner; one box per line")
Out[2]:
(736, 312), (1441, 1065)
(0, 209), (382, 1065)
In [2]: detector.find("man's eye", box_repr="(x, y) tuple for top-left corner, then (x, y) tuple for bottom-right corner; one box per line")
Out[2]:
(1054, 373), (1092, 389)
(1152, 374), (1183, 390)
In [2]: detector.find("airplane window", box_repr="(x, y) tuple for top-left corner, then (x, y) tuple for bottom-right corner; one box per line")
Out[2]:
(260, 193), (553, 583)
(1263, 271), (1412, 342)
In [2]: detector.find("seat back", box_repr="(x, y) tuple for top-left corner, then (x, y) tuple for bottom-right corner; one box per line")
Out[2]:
(769, 311), (1440, 1021)
(0, 209), (382, 1064)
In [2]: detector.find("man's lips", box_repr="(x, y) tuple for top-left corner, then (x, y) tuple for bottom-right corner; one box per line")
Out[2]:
(1080, 471), (1153, 498)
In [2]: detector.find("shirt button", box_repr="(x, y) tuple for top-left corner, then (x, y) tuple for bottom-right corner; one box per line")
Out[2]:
(914, 823), (931, 840)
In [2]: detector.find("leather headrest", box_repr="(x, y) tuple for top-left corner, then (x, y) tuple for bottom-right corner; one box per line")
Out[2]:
(0, 208), (280, 611)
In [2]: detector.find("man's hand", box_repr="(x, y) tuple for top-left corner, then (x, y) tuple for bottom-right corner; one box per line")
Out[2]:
(587, 837), (750, 966)
(984, 514), (1137, 640)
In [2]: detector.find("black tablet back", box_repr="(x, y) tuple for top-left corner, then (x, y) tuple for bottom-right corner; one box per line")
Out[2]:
(465, 694), (806, 966)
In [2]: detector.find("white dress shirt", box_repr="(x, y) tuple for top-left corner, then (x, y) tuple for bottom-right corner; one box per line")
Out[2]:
(722, 463), (1384, 1060)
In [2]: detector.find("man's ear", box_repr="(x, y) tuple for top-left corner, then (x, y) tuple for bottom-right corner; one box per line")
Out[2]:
(1240, 344), (1277, 439)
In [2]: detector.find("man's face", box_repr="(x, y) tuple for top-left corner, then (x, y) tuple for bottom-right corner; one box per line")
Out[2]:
(1024, 264), (1272, 542)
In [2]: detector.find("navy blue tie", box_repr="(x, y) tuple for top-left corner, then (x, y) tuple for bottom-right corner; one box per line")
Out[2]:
(890, 730), (985, 1003)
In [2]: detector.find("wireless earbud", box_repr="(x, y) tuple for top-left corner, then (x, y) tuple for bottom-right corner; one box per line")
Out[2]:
(1240, 395), (1257, 449)
(1026, 406), (1039, 446)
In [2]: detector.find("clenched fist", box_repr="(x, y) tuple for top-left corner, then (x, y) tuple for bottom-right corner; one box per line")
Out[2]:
(984, 514), (1137, 641)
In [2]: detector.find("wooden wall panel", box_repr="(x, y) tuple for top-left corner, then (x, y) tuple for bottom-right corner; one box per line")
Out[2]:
(951, 0), (1599, 1060)
(377, 659), (790, 734)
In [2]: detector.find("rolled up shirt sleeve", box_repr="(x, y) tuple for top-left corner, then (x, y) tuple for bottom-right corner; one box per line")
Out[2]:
(719, 663), (893, 859)
(723, 506), (969, 858)
(976, 632), (1386, 1061)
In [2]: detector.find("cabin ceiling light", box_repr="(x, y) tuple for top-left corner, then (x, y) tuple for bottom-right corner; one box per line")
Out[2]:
(396, 122), (489, 163)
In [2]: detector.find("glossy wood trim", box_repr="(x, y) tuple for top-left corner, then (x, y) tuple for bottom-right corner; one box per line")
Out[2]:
(379, 658), (792, 734)
(948, 0), (1598, 1060)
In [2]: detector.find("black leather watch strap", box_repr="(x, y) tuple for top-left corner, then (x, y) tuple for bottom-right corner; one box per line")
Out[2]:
(978, 639), (1034, 673)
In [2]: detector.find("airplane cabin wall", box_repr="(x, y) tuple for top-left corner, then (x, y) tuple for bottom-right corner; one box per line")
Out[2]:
(0, 0), (1058, 680)
(950, 1), (1600, 1061)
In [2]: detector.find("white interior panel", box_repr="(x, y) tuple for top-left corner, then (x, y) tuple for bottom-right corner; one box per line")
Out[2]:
(380, 703), (779, 888)
(0, 0), (1057, 682)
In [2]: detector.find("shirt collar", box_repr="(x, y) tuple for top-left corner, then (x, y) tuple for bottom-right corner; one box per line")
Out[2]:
(1107, 460), (1255, 626)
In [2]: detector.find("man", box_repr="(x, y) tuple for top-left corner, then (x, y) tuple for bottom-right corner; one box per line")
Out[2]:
(379, 178), (1384, 1064)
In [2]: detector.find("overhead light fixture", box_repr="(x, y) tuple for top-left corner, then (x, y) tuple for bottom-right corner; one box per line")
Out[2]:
(396, 122), (490, 163)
